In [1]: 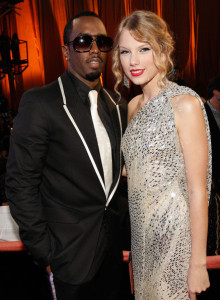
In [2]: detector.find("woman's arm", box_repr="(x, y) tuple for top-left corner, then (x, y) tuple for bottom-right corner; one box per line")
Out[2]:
(172, 94), (210, 299)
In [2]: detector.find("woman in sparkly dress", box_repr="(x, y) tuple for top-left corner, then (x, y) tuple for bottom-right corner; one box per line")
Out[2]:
(112, 11), (211, 300)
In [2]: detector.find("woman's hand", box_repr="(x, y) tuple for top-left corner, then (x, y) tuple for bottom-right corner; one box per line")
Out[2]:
(187, 264), (210, 298)
(122, 165), (127, 177)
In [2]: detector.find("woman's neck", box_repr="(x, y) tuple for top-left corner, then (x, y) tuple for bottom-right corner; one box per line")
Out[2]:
(141, 75), (167, 104)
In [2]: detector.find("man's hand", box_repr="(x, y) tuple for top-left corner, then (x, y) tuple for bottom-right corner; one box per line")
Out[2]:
(46, 265), (51, 274)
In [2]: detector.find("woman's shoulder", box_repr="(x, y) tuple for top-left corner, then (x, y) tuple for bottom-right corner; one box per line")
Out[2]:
(128, 94), (142, 107)
(167, 81), (200, 98)
(127, 94), (142, 123)
(168, 82), (203, 113)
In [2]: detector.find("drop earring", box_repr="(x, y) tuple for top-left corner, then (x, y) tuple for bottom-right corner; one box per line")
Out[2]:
(124, 74), (130, 88)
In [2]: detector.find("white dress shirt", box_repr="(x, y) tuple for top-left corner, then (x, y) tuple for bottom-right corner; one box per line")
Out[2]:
(0, 205), (20, 241)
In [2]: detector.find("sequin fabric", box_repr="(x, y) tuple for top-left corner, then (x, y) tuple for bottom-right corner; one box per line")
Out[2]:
(121, 82), (212, 300)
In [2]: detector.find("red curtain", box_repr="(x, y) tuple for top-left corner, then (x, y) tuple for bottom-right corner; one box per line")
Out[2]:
(0, 0), (219, 110)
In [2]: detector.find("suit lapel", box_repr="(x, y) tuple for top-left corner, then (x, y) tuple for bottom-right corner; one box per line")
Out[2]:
(59, 74), (123, 204)
(101, 89), (122, 200)
(59, 73), (104, 182)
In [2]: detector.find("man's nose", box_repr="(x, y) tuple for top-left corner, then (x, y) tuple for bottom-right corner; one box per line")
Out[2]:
(90, 39), (100, 53)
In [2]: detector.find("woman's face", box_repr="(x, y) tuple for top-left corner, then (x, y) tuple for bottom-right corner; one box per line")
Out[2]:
(119, 28), (161, 88)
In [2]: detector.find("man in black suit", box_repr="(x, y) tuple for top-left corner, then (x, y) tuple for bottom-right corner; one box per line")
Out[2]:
(6, 11), (127, 300)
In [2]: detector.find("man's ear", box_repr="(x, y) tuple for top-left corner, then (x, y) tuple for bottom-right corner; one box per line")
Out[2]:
(62, 45), (69, 61)
(213, 89), (220, 97)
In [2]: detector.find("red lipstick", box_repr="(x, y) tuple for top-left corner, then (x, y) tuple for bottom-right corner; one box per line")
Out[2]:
(130, 69), (144, 77)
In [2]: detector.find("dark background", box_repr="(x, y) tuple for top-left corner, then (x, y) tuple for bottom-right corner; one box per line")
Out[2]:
(0, 0), (219, 109)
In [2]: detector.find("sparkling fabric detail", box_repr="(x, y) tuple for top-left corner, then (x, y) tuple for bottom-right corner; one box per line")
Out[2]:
(121, 82), (212, 300)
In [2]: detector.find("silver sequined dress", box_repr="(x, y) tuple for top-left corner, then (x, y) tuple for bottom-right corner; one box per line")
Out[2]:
(121, 82), (211, 300)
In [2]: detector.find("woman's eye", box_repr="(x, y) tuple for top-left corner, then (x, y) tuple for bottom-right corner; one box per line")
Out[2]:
(140, 47), (150, 52)
(120, 50), (129, 55)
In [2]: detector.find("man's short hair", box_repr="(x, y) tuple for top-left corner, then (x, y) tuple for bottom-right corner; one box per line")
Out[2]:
(63, 11), (100, 45)
(207, 75), (220, 99)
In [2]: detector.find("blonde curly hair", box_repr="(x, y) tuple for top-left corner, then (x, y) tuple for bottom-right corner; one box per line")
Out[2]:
(112, 10), (174, 98)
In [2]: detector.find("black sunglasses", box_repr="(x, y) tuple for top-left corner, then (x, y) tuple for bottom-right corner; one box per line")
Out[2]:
(66, 34), (113, 53)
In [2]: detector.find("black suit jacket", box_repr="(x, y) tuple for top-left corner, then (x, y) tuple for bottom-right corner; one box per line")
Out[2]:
(6, 71), (127, 285)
